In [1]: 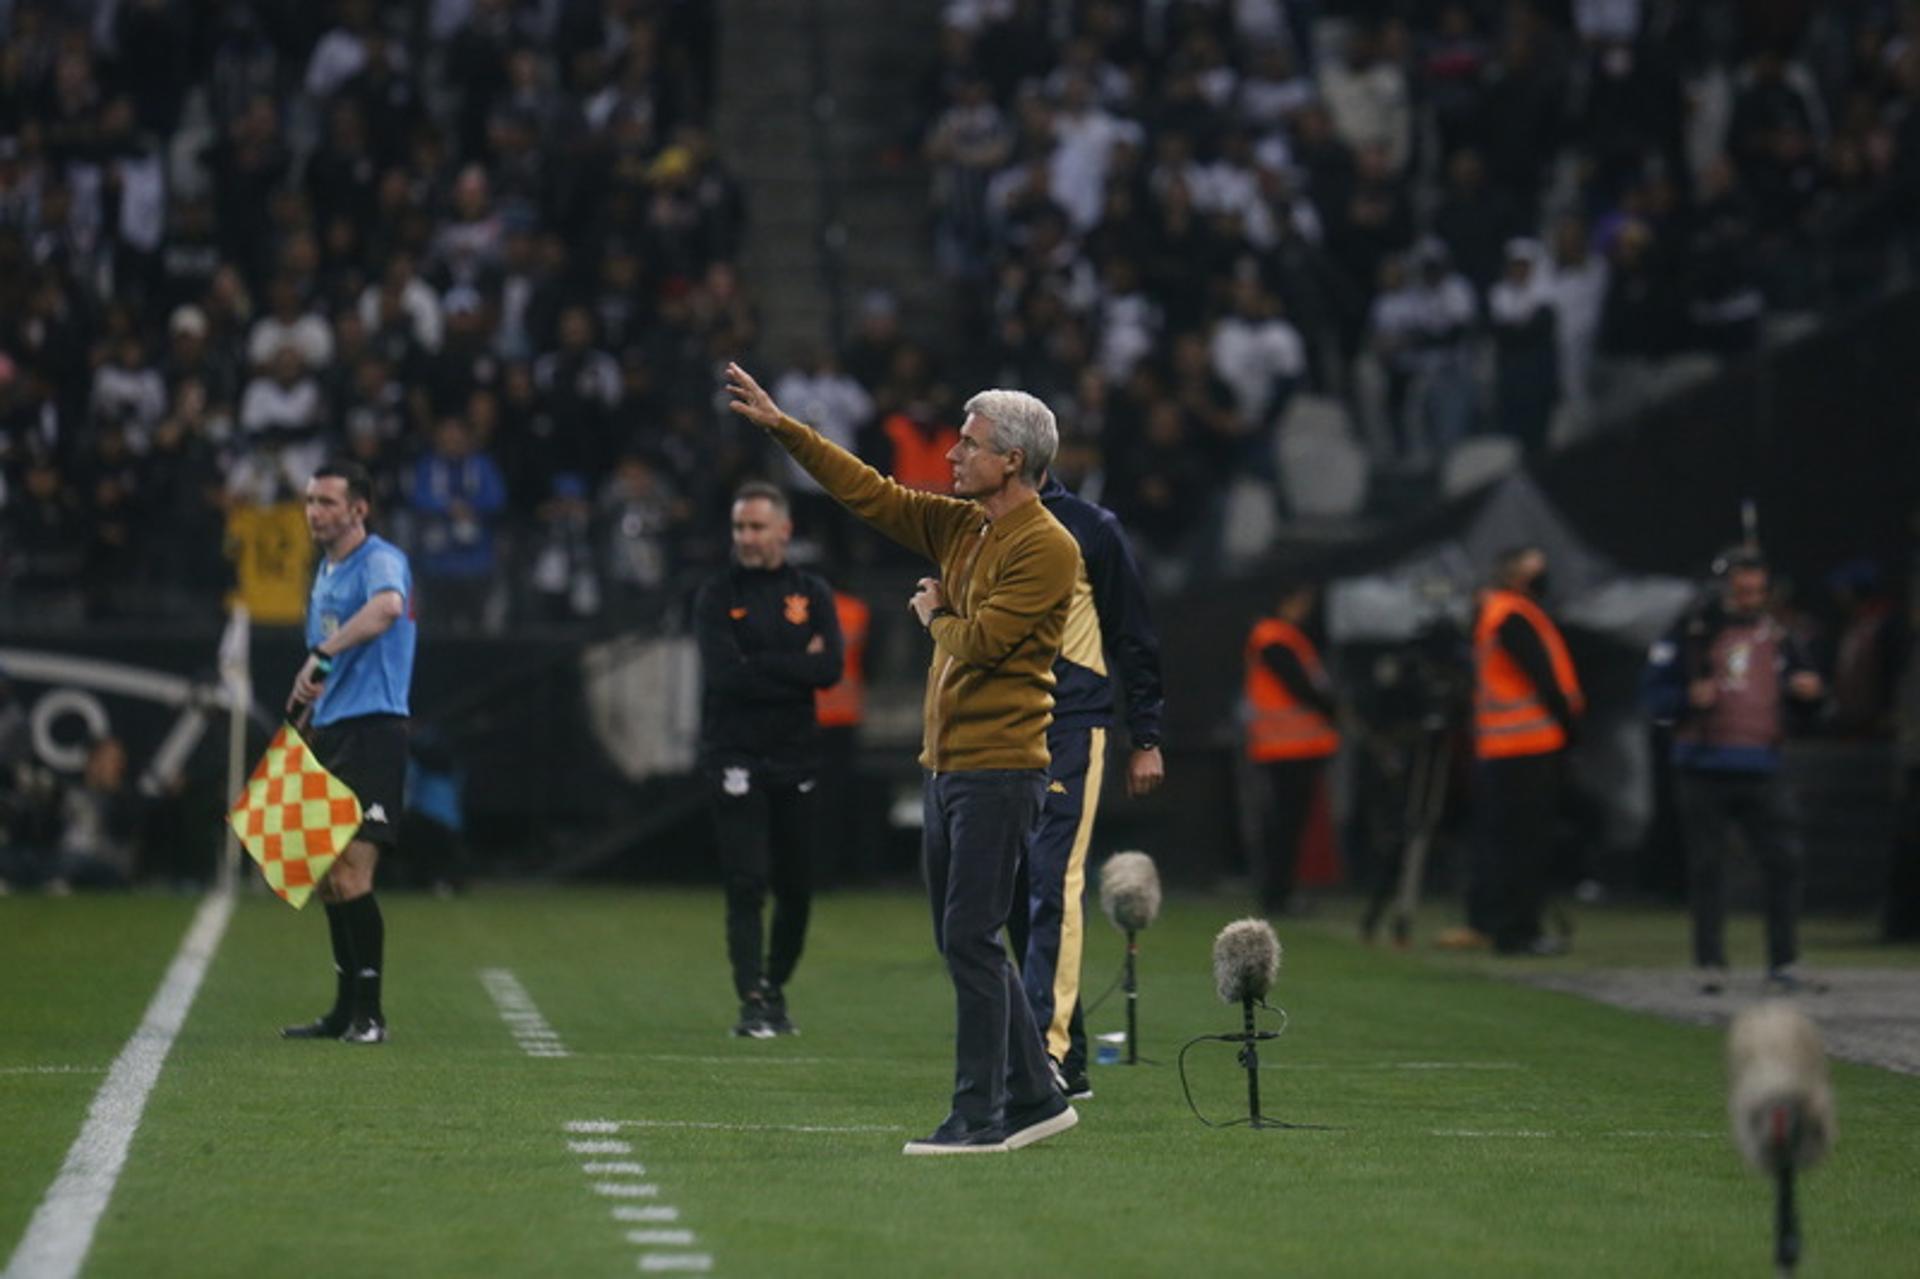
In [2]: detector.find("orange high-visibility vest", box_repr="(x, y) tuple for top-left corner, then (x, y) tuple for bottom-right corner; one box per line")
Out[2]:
(1244, 617), (1340, 761)
(1473, 588), (1585, 759)
(882, 414), (959, 491)
(816, 591), (870, 728)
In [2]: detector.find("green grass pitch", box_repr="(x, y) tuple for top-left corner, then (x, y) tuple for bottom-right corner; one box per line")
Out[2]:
(1, 886), (1915, 1277)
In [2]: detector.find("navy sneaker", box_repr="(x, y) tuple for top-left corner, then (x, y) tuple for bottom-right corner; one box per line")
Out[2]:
(1004, 1096), (1079, 1151)
(1048, 1057), (1093, 1101)
(1766, 967), (1829, 996)
(902, 1114), (1008, 1156)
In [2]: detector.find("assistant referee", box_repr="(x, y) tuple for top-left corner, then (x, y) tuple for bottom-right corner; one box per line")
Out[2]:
(282, 459), (417, 1045)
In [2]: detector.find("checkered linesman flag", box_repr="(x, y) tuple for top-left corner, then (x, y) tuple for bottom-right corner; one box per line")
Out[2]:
(227, 724), (362, 909)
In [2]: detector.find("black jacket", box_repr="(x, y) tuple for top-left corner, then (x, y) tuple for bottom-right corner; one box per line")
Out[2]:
(693, 562), (844, 773)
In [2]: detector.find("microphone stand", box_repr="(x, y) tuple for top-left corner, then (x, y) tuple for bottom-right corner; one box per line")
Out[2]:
(1771, 1107), (1803, 1277)
(1775, 1163), (1799, 1278)
(1125, 928), (1138, 1065)
(1237, 996), (1281, 1129)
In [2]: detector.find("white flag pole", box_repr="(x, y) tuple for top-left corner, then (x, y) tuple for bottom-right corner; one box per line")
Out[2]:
(217, 604), (252, 894)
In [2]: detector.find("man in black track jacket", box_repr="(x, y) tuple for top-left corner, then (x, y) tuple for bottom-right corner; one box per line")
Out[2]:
(693, 481), (844, 1038)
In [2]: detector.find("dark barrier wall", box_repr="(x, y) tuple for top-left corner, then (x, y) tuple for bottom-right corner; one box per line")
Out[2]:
(0, 627), (630, 874)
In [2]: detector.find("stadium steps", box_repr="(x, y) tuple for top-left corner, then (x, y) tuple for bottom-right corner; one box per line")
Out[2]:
(718, 0), (945, 366)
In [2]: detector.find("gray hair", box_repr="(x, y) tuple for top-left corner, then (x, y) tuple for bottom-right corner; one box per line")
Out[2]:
(963, 389), (1057, 485)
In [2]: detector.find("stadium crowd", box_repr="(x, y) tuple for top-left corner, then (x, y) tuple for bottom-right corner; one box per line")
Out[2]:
(0, 0), (743, 630)
(923, 0), (1920, 583)
(1, 0), (1918, 628)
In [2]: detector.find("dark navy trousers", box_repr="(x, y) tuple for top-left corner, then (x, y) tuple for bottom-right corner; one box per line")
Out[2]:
(922, 768), (1058, 1129)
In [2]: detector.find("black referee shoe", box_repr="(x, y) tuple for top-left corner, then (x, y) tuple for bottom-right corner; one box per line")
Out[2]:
(280, 1015), (348, 1040)
(732, 997), (775, 1039)
(340, 1017), (388, 1045)
(758, 983), (798, 1036)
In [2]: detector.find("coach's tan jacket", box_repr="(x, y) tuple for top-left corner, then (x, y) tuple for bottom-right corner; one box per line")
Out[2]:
(765, 414), (1079, 772)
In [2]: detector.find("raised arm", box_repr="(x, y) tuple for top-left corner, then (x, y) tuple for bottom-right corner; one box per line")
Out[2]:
(726, 362), (972, 561)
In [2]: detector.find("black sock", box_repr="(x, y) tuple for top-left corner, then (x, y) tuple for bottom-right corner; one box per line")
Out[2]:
(340, 894), (385, 1023)
(324, 903), (354, 1027)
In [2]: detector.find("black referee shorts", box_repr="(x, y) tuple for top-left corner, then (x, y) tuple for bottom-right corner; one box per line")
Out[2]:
(307, 714), (409, 851)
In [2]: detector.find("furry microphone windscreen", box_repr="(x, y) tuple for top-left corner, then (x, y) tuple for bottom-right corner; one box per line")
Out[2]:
(1727, 1001), (1837, 1174)
(1099, 851), (1162, 933)
(1212, 918), (1281, 1005)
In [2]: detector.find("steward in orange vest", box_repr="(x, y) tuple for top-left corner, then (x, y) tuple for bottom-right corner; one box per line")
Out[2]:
(1245, 617), (1340, 761)
(816, 590), (871, 728)
(1473, 584), (1584, 760)
(879, 407), (961, 492)
(1456, 546), (1582, 957)
(1243, 583), (1338, 913)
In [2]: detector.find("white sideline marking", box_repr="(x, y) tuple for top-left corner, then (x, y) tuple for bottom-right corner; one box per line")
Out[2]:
(477, 969), (570, 1058)
(570, 1122), (708, 1272)
(1431, 1128), (1714, 1140)
(594, 1183), (661, 1199)
(1261, 1061), (1524, 1072)
(569, 1140), (633, 1155)
(612, 1119), (905, 1135)
(613, 1207), (682, 1224)
(4, 892), (234, 1279)
(1385, 1061), (1522, 1071)
(636, 1054), (835, 1066)
(0, 1067), (105, 1077)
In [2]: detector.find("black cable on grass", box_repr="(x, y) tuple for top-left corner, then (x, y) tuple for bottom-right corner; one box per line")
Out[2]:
(1177, 1002), (1337, 1130)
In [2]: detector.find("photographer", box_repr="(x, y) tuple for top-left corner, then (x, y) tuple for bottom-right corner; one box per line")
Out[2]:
(1644, 549), (1825, 993)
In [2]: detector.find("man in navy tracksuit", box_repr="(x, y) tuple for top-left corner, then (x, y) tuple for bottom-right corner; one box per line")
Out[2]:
(1007, 474), (1166, 1099)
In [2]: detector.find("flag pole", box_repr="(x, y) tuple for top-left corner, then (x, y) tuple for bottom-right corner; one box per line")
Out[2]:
(218, 604), (251, 895)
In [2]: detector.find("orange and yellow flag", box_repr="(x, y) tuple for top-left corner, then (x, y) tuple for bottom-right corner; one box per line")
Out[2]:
(227, 724), (362, 909)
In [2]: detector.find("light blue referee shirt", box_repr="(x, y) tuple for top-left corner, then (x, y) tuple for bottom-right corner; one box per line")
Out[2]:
(306, 533), (416, 726)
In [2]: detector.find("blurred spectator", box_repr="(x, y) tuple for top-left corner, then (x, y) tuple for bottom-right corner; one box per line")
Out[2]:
(1487, 239), (1560, 453)
(51, 735), (140, 892)
(88, 331), (166, 448)
(248, 275), (336, 373)
(772, 347), (872, 558)
(163, 304), (240, 417)
(532, 305), (623, 487)
(598, 452), (684, 622)
(1367, 245), (1477, 462)
(232, 346), (326, 504)
(410, 416), (507, 633)
(1209, 274), (1303, 479)
(4, 452), (88, 623)
(138, 381), (229, 612)
(1545, 214), (1607, 430)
